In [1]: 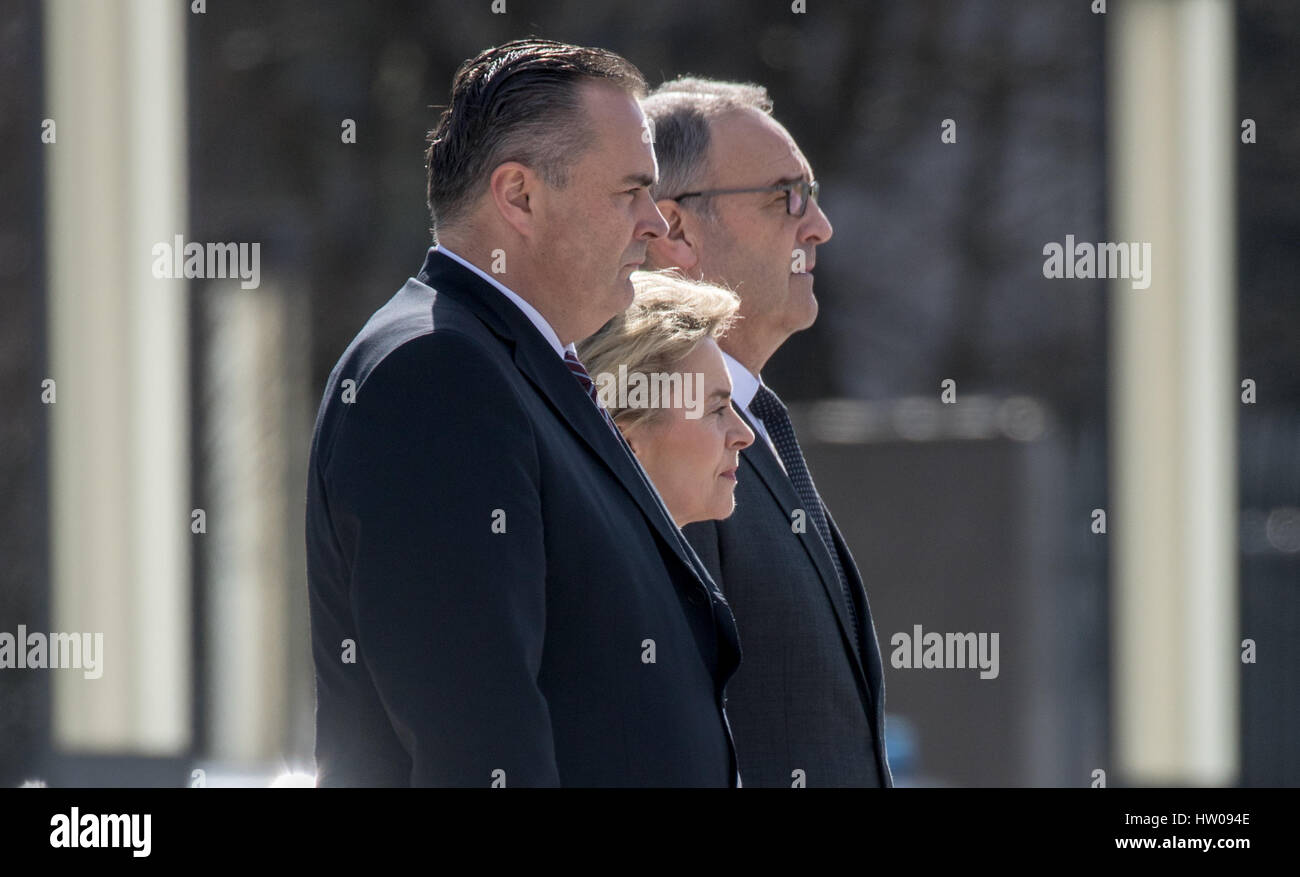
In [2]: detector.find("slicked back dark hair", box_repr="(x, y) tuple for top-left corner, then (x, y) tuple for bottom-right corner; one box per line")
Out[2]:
(425, 39), (647, 236)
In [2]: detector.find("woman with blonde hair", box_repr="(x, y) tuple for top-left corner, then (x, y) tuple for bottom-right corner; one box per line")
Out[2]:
(578, 270), (754, 526)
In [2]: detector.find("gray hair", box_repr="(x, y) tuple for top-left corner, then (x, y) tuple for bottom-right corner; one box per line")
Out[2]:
(639, 76), (773, 212)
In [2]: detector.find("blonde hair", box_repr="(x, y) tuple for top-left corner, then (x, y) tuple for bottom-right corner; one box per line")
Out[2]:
(577, 270), (740, 431)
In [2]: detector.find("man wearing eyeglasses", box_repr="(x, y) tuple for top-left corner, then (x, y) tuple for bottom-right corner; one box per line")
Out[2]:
(641, 77), (892, 788)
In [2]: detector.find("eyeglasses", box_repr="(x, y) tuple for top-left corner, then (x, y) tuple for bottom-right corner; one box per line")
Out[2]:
(670, 180), (820, 217)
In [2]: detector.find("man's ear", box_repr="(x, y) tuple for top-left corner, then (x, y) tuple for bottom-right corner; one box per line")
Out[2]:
(646, 199), (700, 272)
(488, 162), (538, 238)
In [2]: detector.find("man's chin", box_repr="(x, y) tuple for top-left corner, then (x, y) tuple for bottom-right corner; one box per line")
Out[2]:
(790, 275), (819, 327)
(617, 276), (636, 307)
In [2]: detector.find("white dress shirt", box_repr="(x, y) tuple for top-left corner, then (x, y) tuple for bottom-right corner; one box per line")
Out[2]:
(721, 350), (786, 474)
(435, 245), (576, 360)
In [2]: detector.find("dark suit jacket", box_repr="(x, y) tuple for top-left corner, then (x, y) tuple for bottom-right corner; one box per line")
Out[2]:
(683, 407), (893, 787)
(306, 248), (741, 786)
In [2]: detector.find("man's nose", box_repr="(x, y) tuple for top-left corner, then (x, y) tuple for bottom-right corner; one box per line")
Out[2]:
(800, 198), (832, 245)
(637, 190), (670, 240)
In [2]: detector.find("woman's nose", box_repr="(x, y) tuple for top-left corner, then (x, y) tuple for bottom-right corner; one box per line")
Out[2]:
(729, 413), (755, 449)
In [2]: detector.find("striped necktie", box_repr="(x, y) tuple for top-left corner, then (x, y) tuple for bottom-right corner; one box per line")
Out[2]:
(564, 349), (622, 439)
(749, 384), (863, 661)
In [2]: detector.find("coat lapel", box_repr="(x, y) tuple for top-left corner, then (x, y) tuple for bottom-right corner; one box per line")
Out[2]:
(417, 249), (723, 601)
(825, 511), (891, 783)
(510, 316), (724, 594)
(735, 407), (871, 692)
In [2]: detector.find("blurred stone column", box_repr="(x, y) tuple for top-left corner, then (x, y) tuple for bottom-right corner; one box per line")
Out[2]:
(201, 279), (312, 766)
(44, 0), (191, 752)
(1108, 0), (1238, 784)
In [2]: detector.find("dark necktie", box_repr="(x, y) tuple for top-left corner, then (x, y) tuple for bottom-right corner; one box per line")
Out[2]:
(564, 349), (623, 440)
(749, 384), (863, 661)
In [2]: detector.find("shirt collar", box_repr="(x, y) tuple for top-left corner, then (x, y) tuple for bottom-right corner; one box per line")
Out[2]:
(721, 350), (763, 414)
(434, 245), (573, 359)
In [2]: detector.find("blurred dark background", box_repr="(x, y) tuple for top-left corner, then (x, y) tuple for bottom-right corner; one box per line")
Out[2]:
(1, 0), (1296, 787)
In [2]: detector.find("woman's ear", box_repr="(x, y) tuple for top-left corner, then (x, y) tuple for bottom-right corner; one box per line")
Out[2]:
(621, 421), (644, 457)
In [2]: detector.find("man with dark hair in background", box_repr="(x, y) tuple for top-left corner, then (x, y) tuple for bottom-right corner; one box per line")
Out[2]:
(306, 42), (742, 787)
(642, 77), (893, 787)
